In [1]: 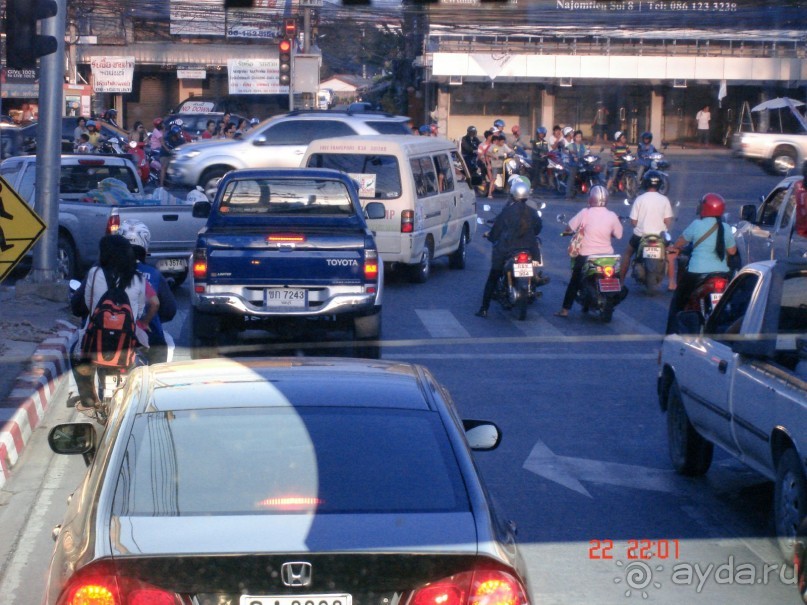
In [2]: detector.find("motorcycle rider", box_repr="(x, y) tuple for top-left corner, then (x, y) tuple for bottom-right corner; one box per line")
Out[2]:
(86, 120), (103, 147)
(665, 193), (737, 334)
(475, 180), (542, 318)
(119, 220), (178, 364)
(530, 127), (551, 189)
(565, 130), (588, 200)
(605, 131), (631, 192)
(103, 108), (120, 128)
(160, 123), (185, 186)
(636, 131), (658, 181)
(619, 170), (675, 284)
(485, 133), (513, 199)
(555, 185), (623, 318)
(461, 126), (481, 174)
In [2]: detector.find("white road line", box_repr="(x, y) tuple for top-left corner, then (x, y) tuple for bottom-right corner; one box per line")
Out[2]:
(611, 307), (660, 336)
(415, 309), (471, 338)
(513, 311), (566, 339)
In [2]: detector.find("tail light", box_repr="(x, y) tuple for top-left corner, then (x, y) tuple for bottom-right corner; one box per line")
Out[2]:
(364, 250), (379, 281)
(401, 210), (414, 233)
(708, 277), (729, 292)
(409, 569), (528, 605)
(515, 252), (530, 264)
(56, 561), (181, 605)
(267, 233), (305, 243)
(603, 265), (615, 278)
(106, 214), (120, 235)
(193, 248), (207, 293)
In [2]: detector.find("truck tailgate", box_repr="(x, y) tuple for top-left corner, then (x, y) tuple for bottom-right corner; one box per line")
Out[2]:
(116, 205), (207, 255)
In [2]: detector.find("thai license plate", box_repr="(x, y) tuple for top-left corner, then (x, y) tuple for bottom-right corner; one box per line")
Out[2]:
(642, 246), (661, 259)
(513, 263), (534, 277)
(598, 278), (622, 293)
(264, 288), (307, 308)
(156, 257), (188, 271)
(710, 292), (723, 305)
(241, 595), (352, 605)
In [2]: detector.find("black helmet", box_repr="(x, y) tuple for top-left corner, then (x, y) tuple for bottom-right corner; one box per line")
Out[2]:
(467, 125), (477, 134)
(642, 170), (663, 190)
(641, 131), (652, 142)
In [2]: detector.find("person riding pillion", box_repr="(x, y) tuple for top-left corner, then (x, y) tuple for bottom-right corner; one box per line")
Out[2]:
(475, 180), (543, 318)
(530, 127), (551, 189)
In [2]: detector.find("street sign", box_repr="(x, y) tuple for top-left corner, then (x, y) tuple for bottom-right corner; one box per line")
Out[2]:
(0, 176), (46, 283)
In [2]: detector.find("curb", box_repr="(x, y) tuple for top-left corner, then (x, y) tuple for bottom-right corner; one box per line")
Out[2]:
(0, 320), (77, 490)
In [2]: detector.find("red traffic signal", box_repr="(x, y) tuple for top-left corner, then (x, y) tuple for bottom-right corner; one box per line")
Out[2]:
(278, 38), (292, 87)
(284, 18), (297, 38)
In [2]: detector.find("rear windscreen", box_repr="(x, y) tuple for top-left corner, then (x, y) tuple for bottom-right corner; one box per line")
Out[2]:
(218, 177), (356, 216)
(59, 165), (139, 193)
(111, 407), (469, 516)
(307, 154), (402, 200)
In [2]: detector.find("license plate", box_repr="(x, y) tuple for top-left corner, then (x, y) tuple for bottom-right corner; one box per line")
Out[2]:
(513, 263), (534, 277)
(598, 278), (622, 292)
(264, 288), (307, 308)
(156, 258), (188, 271)
(241, 595), (352, 605)
(710, 292), (723, 305)
(642, 246), (661, 259)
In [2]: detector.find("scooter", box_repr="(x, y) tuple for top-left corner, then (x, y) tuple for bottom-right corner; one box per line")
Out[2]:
(128, 140), (149, 184)
(646, 151), (671, 194)
(609, 152), (640, 200)
(631, 233), (671, 294)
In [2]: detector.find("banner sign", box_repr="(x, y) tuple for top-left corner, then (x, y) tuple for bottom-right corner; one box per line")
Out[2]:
(178, 67), (207, 79)
(228, 59), (289, 95)
(171, 0), (298, 38)
(90, 57), (135, 93)
(2, 68), (39, 84)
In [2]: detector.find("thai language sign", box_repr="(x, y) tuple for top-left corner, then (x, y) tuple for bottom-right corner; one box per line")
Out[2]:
(228, 59), (288, 95)
(90, 57), (135, 93)
(170, 0), (297, 38)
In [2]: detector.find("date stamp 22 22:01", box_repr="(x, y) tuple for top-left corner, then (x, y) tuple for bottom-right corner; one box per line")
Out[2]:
(589, 539), (681, 560)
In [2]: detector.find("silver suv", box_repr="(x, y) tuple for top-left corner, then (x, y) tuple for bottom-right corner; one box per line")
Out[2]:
(167, 109), (411, 192)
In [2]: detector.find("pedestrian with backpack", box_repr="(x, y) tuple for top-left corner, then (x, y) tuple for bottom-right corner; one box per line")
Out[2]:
(70, 234), (159, 412)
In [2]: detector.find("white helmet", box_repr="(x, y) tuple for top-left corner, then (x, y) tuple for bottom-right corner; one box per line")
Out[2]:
(120, 219), (151, 251)
(614, 130), (625, 140)
(588, 185), (609, 207)
(562, 126), (574, 137)
(509, 179), (530, 202)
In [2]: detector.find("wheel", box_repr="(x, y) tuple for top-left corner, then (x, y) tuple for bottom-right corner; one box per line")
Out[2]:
(643, 259), (661, 295)
(448, 229), (468, 270)
(770, 146), (797, 176)
(57, 234), (78, 280)
(190, 306), (221, 360)
(352, 313), (381, 359)
(409, 239), (433, 284)
(169, 269), (188, 289)
(666, 381), (713, 476)
(516, 288), (528, 321)
(600, 300), (614, 323)
(775, 449), (807, 561)
(199, 166), (231, 199)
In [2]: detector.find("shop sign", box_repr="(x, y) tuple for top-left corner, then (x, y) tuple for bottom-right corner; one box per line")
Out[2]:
(227, 59), (288, 95)
(2, 68), (39, 84)
(178, 67), (207, 79)
(90, 57), (135, 93)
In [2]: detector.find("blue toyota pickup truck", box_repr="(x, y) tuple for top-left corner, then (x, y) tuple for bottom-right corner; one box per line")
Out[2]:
(189, 168), (386, 358)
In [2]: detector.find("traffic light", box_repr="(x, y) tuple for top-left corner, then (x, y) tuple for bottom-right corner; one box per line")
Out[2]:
(283, 18), (297, 39)
(5, 0), (59, 70)
(278, 38), (292, 87)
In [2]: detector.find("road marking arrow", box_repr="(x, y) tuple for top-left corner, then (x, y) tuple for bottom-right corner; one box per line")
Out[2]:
(522, 439), (683, 498)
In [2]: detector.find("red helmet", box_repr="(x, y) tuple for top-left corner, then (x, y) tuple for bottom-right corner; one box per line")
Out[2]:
(152, 117), (163, 127)
(699, 193), (726, 218)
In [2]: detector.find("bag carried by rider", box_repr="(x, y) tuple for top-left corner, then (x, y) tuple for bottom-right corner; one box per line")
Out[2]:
(568, 211), (587, 257)
(81, 268), (138, 369)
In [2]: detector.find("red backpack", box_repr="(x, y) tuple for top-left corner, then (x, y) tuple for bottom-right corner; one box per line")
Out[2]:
(81, 268), (138, 368)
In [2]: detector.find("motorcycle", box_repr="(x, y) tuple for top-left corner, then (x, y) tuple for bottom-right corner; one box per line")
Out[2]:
(504, 152), (532, 186)
(575, 153), (605, 196)
(545, 150), (603, 198)
(646, 150), (671, 194)
(128, 140), (149, 184)
(145, 148), (162, 188)
(546, 149), (569, 195)
(631, 233), (671, 294)
(97, 137), (124, 155)
(609, 151), (640, 200)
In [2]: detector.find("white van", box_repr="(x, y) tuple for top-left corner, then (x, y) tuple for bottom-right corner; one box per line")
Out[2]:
(303, 135), (477, 282)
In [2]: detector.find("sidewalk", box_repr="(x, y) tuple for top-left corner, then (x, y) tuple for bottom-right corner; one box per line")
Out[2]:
(0, 284), (77, 490)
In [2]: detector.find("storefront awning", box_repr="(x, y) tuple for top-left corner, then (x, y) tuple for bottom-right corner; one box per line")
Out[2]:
(77, 42), (277, 67)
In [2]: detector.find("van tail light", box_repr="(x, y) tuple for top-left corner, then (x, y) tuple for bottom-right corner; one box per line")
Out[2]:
(401, 210), (414, 233)
(364, 250), (379, 281)
(193, 248), (207, 292)
(106, 214), (120, 235)
(409, 569), (528, 605)
(56, 560), (182, 605)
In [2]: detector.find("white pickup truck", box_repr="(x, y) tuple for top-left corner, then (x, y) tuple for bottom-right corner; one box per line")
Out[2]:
(732, 98), (807, 176)
(658, 259), (807, 558)
(0, 154), (206, 284)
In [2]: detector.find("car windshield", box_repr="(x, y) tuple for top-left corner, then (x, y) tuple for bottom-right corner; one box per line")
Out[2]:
(111, 407), (468, 516)
(219, 178), (356, 215)
(307, 153), (402, 199)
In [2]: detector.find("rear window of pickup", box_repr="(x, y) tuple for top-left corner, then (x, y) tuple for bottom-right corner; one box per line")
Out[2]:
(219, 177), (356, 217)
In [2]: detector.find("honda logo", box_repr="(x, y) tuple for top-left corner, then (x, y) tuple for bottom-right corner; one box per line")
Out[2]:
(281, 562), (313, 587)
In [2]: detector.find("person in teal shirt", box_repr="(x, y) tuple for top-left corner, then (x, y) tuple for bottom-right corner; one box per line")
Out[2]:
(666, 193), (737, 333)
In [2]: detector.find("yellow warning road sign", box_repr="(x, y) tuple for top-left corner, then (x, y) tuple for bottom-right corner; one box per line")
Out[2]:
(0, 175), (47, 283)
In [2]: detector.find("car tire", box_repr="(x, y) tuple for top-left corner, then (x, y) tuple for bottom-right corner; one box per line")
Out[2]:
(770, 146), (797, 176)
(57, 234), (78, 281)
(199, 166), (231, 198)
(666, 380), (713, 476)
(190, 306), (220, 360)
(775, 448), (807, 562)
(410, 239), (433, 284)
(448, 229), (468, 270)
(352, 312), (381, 359)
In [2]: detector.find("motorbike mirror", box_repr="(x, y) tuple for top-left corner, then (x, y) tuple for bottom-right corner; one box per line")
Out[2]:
(482, 204), (491, 212)
(128, 140), (137, 148)
(538, 202), (547, 210)
(68, 279), (81, 292)
(477, 217), (486, 225)
(556, 213), (567, 223)
(623, 199), (630, 206)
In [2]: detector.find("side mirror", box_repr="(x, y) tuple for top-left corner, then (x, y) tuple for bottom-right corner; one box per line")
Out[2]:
(462, 420), (501, 451)
(192, 200), (212, 219)
(252, 135), (268, 146)
(740, 204), (756, 223)
(48, 422), (96, 466)
(364, 201), (385, 220)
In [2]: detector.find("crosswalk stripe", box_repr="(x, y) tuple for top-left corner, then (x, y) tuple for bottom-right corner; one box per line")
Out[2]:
(611, 307), (660, 336)
(513, 310), (566, 338)
(415, 309), (471, 338)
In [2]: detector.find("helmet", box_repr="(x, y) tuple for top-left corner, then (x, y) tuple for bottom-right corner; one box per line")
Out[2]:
(562, 126), (574, 137)
(169, 124), (182, 135)
(467, 125), (477, 134)
(76, 143), (93, 154)
(509, 179), (530, 201)
(173, 118), (184, 127)
(511, 125), (520, 134)
(699, 193), (726, 218)
(588, 185), (609, 207)
(119, 219), (151, 252)
(641, 131), (653, 142)
(418, 124), (430, 135)
(536, 126), (547, 136)
(152, 117), (163, 127)
(106, 108), (117, 116)
(493, 119), (505, 129)
(86, 120), (96, 128)
(641, 170), (663, 190)
(614, 130), (626, 141)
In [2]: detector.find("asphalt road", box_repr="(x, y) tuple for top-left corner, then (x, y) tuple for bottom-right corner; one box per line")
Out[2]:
(0, 154), (796, 605)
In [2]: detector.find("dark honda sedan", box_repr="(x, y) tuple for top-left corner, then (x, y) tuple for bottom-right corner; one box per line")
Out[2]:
(46, 358), (531, 605)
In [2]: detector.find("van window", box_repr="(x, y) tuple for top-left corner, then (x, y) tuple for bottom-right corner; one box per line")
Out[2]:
(450, 150), (469, 183)
(411, 157), (438, 198)
(434, 153), (454, 192)
(307, 153), (402, 199)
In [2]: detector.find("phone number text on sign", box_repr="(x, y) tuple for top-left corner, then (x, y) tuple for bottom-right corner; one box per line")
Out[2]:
(589, 539), (681, 560)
